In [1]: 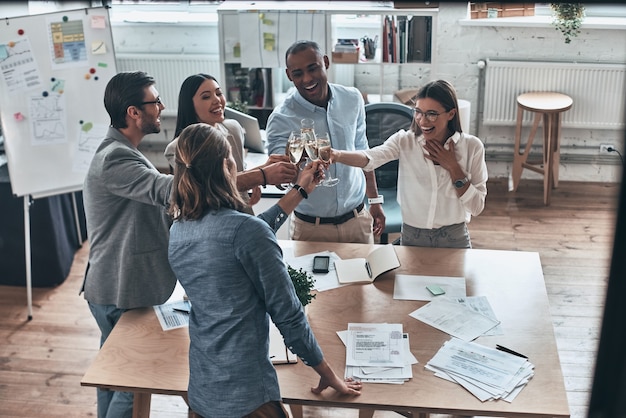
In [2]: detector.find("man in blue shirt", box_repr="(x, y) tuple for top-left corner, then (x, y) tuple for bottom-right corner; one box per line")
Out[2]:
(266, 40), (385, 243)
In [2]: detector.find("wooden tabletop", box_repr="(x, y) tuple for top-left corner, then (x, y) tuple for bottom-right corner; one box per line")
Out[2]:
(81, 241), (570, 417)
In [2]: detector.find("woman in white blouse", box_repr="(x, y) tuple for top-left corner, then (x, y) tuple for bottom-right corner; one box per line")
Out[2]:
(330, 80), (488, 248)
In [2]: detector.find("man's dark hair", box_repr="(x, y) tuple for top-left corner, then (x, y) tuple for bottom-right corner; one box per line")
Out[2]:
(284, 40), (323, 64)
(104, 71), (155, 129)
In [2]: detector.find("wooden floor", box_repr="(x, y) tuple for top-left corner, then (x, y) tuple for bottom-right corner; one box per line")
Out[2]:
(0, 178), (620, 418)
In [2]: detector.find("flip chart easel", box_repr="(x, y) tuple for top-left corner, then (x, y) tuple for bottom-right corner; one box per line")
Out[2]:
(0, 7), (117, 319)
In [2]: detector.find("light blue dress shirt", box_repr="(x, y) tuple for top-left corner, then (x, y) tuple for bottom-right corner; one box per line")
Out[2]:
(266, 83), (368, 218)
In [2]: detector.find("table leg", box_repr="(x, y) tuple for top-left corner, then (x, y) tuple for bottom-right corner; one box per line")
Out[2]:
(542, 113), (551, 205)
(511, 105), (525, 191)
(132, 392), (152, 418)
(358, 408), (375, 418)
(288, 403), (302, 418)
(552, 112), (562, 188)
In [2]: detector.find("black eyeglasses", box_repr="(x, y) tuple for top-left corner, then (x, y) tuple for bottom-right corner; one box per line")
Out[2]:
(413, 108), (448, 123)
(139, 96), (163, 106)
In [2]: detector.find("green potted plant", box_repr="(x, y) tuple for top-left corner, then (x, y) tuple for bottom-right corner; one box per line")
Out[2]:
(287, 265), (316, 308)
(550, 3), (585, 44)
(226, 99), (249, 114)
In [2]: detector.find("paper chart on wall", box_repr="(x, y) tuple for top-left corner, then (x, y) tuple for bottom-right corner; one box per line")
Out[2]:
(0, 37), (43, 94)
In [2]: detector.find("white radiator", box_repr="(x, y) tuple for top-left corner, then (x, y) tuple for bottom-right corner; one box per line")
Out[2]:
(116, 54), (221, 117)
(483, 59), (626, 129)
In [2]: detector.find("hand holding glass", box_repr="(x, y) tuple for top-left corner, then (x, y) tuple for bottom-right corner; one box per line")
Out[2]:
(316, 134), (339, 187)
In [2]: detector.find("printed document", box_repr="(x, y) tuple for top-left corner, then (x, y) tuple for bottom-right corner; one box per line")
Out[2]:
(409, 297), (500, 341)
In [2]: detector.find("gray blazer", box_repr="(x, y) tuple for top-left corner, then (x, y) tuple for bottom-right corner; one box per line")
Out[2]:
(82, 127), (176, 309)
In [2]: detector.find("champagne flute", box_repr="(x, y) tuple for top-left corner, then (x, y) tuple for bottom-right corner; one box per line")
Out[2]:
(317, 133), (339, 187)
(288, 131), (304, 165)
(304, 134), (318, 162)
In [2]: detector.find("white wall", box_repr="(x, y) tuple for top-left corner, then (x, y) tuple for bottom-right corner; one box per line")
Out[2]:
(2, 2), (622, 181)
(433, 4), (626, 182)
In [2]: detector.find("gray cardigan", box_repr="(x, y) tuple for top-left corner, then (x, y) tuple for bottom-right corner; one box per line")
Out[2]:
(82, 127), (176, 309)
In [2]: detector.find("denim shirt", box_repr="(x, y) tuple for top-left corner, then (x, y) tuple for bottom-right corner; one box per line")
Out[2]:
(168, 208), (323, 418)
(266, 84), (368, 217)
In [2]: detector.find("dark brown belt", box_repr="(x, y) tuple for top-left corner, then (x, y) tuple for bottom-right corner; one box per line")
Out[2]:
(294, 203), (364, 225)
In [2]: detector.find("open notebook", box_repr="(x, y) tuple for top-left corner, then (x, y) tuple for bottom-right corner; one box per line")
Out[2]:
(334, 244), (401, 284)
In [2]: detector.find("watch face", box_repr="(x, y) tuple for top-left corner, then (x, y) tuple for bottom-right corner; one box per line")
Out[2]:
(454, 178), (467, 188)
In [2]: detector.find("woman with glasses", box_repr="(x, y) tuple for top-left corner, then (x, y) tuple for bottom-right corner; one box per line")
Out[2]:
(330, 80), (487, 248)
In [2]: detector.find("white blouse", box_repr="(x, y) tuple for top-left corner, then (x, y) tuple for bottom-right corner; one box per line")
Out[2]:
(363, 130), (488, 229)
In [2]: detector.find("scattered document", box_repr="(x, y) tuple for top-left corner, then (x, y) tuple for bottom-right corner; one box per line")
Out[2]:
(154, 299), (191, 331)
(452, 296), (503, 336)
(341, 323), (415, 384)
(334, 244), (400, 284)
(393, 274), (466, 301)
(346, 323), (405, 367)
(426, 338), (534, 402)
(409, 297), (500, 341)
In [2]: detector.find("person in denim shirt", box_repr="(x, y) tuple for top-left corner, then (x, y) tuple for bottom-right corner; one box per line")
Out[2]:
(168, 123), (362, 418)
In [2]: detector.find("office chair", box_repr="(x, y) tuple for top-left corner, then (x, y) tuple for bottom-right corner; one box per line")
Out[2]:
(365, 102), (414, 244)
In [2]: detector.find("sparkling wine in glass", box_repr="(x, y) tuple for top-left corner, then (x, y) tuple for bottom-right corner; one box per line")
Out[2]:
(300, 118), (317, 160)
(287, 131), (304, 164)
(304, 136), (318, 161)
(317, 133), (339, 187)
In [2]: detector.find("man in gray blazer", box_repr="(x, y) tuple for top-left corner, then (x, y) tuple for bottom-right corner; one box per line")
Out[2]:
(81, 71), (174, 418)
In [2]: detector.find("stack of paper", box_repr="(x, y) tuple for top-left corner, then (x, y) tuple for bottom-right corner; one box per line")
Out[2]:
(426, 338), (535, 402)
(339, 323), (417, 384)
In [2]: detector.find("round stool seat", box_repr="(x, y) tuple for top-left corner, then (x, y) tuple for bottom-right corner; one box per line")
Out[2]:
(517, 92), (573, 113)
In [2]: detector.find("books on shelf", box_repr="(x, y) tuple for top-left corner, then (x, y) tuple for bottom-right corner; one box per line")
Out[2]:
(334, 244), (401, 284)
(382, 15), (432, 63)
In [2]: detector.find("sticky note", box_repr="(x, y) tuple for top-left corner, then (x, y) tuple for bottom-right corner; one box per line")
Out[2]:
(91, 15), (106, 29)
(91, 41), (106, 54)
(426, 285), (446, 296)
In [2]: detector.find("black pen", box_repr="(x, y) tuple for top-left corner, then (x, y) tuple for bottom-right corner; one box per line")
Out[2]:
(496, 344), (528, 359)
(365, 261), (372, 278)
(173, 307), (190, 314)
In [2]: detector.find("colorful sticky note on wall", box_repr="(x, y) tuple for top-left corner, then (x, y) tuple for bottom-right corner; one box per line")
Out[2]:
(81, 121), (94, 132)
(263, 33), (275, 51)
(51, 78), (65, 93)
(91, 41), (106, 55)
(91, 15), (106, 29)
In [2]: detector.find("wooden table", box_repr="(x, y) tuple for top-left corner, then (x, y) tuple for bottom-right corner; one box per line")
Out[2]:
(81, 241), (570, 418)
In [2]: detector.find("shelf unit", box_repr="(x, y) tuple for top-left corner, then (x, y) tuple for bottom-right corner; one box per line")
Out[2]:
(217, 1), (438, 111)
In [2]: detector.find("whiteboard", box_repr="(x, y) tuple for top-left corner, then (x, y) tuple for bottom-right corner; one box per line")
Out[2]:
(0, 7), (117, 198)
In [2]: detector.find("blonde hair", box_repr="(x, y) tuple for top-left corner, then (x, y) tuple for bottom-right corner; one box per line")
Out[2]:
(168, 123), (245, 221)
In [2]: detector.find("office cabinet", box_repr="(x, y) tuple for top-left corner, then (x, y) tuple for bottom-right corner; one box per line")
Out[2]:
(217, 2), (438, 107)
(328, 10), (437, 103)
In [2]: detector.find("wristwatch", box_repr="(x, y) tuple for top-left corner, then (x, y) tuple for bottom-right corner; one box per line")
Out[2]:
(453, 176), (469, 189)
(367, 195), (384, 205)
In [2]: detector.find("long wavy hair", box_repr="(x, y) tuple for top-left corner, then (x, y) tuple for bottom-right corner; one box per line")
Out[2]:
(168, 123), (245, 221)
(174, 73), (218, 138)
(410, 79), (463, 135)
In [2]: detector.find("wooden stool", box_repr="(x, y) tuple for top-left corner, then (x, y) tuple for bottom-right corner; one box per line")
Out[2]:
(511, 92), (573, 205)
